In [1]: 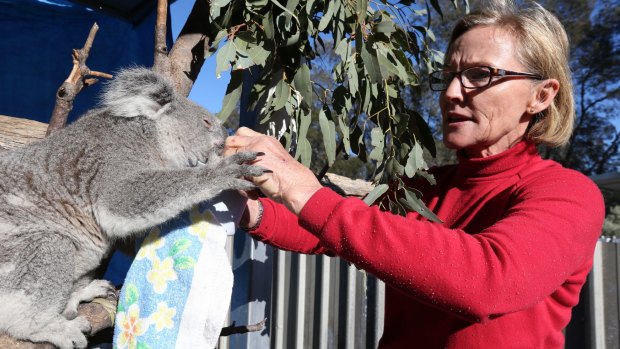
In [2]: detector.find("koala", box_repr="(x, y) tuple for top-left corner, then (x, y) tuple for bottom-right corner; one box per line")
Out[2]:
(0, 67), (266, 349)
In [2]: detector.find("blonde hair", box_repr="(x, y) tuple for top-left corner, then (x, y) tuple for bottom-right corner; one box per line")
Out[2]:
(447, 0), (574, 147)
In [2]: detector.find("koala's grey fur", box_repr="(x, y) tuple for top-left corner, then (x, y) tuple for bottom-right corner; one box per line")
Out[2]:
(0, 67), (265, 349)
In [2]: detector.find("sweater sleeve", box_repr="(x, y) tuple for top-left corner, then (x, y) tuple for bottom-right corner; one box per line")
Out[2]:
(297, 171), (605, 322)
(248, 197), (335, 255)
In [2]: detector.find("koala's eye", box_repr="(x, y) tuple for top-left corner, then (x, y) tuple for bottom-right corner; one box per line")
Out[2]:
(202, 117), (213, 129)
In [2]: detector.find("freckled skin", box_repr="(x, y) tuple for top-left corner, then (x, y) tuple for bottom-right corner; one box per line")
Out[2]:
(440, 26), (538, 158)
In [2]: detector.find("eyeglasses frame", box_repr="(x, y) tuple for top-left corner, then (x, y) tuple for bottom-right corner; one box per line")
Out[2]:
(429, 66), (544, 92)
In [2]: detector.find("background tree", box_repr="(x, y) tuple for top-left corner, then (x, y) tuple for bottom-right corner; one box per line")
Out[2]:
(210, 0), (470, 220)
(537, 0), (620, 176)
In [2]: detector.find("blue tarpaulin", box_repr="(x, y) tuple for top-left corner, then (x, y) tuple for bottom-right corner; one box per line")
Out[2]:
(0, 0), (161, 124)
(0, 0), (174, 285)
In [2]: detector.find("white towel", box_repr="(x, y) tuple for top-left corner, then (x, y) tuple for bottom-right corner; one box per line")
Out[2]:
(113, 192), (246, 349)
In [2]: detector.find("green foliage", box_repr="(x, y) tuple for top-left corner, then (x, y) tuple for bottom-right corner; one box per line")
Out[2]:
(208, 0), (464, 219)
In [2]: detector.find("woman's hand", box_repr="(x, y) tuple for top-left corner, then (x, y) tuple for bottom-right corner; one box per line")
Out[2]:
(224, 127), (323, 215)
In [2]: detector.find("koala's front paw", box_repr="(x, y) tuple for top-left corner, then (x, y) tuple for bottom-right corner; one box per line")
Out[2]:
(62, 317), (90, 349)
(63, 279), (117, 319)
(207, 151), (269, 190)
(42, 316), (90, 349)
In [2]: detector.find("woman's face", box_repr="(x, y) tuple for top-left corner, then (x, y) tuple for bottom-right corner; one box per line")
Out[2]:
(440, 25), (538, 158)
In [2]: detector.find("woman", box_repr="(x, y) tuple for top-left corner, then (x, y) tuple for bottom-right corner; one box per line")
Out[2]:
(225, 0), (605, 347)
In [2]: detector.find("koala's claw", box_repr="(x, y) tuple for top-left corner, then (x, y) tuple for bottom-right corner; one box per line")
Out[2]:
(227, 150), (261, 164)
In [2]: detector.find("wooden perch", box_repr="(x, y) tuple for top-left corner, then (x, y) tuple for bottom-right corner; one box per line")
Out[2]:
(47, 22), (112, 136)
(0, 115), (48, 152)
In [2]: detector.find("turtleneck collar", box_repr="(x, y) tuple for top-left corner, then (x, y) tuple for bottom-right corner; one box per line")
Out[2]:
(455, 141), (540, 180)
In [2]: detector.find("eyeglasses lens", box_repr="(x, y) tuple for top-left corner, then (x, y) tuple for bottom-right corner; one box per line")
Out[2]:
(462, 67), (492, 88)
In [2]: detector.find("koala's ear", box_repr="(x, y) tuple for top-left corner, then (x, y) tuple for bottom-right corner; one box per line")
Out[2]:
(101, 67), (175, 119)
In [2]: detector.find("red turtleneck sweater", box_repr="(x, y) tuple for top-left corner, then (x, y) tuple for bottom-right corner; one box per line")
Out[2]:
(249, 142), (605, 348)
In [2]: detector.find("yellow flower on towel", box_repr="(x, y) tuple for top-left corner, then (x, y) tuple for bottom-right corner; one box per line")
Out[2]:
(151, 302), (176, 332)
(136, 227), (165, 261)
(116, 303), (148, 349)
(189, 206), (216, 242)
(147, 256), (178, 293)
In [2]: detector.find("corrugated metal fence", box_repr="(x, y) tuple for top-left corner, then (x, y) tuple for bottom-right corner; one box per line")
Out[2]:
(218, 234), (384, 349)
(218, 235), (618, 349)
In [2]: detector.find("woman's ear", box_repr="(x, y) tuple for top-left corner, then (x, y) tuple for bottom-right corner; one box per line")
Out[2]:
(528, 79), (560, 114)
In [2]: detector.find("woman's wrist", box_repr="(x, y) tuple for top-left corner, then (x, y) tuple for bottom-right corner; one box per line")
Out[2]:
(240, 198), (264, 231)
(285, 184), (323, 215)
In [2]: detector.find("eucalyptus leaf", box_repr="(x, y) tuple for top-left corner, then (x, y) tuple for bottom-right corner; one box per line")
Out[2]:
(363, 183), (389, 206)
(356, 0), (368, 17)
(402, 189), (442, 223)
(273, 78), (290, 111)
(215, 41), (236, 78)
(338, 115), (351, 156)
(369, 126), (385, 161)
(376, 20), (396, 34)
(212, 0), (232, 7)
(318, 108), (337, 166)
(293, 63), (312, 106)
(408, 110), (437, 157)
(236, 31), (257, 43)
(335, 38), (349, 61)
(346, 58), (359, 95)
(318, 0), (334, 31)
(404, 141), (427, 178)
(417, 170), (437, 186)
(294, 109), (312, 162)
(212, 29), (228, 48)
(361, 41), (382, 83)
(218, 70), (243, 121)
(429, 0), (444, 18)
(263, 11), (275, 40)
(298, 137), (312, 167)
(248, 45), (271, 66)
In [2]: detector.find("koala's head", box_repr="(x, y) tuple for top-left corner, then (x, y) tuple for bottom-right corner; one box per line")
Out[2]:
(101, 67), (227, 168)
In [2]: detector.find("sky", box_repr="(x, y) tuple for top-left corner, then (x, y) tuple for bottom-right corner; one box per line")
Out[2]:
(170, 0), (230, 114)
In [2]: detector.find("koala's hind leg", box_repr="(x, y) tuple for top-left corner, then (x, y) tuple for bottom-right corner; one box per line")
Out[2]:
(62, 279), (116, 319)
(12, 312), (90, 349)
(0, 233), (90, 349)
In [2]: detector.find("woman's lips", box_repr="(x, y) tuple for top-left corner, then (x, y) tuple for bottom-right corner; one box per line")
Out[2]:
(446, 113), (472, 124)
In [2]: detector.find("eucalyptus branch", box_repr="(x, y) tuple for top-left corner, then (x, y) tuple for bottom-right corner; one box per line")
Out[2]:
(47, 23), (112, 135)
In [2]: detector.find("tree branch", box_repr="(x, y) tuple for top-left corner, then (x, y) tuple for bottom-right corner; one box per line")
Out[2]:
(47, 22), (112, 136)
(167, 0), (216, 97)
(587, 130), (620, 175)
(220, 318), (267, 336)
(153, 0), (172, 75)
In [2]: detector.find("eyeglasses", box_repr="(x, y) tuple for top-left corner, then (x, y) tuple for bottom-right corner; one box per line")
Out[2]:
(429, 66), (544, 91)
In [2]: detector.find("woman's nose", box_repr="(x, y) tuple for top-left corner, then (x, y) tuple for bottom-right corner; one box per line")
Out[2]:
(443, 75), (464, 102)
